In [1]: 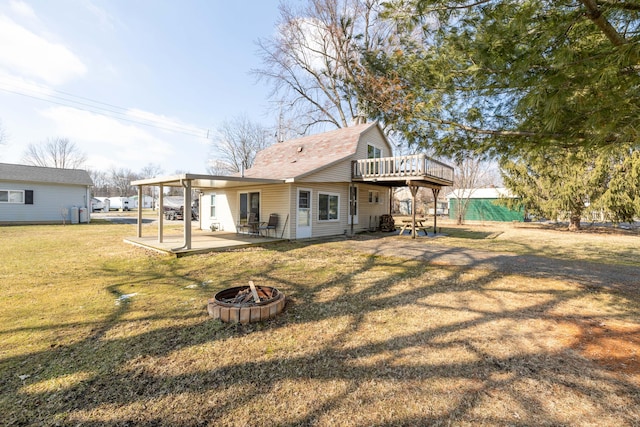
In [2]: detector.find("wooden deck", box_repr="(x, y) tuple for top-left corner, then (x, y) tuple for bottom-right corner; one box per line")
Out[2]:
(352, 154), (454, 187)
(124, 231), (284, 257)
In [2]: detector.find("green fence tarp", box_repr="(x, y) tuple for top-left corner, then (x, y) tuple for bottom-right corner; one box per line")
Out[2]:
(449, 198), (524, 222)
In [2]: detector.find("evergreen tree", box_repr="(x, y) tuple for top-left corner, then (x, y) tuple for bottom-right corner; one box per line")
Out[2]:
(360, 0), (639, 156)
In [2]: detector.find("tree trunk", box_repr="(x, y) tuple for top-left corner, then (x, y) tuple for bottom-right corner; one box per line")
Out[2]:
(569, 214), (581, 231)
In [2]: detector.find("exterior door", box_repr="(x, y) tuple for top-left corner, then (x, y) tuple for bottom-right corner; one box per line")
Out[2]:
(296, 189), (312, 238)
(348, 185), (358, 225)
(239, 192), (260, 223)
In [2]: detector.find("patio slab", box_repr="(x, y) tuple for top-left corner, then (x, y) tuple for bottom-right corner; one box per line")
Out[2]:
(124, 231), (284, 257)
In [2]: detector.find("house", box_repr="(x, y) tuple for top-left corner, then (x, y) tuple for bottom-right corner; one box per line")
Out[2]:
(0, 163), (93, 224)
(447, 187), (524, 222)
(131, 122), (454, 248)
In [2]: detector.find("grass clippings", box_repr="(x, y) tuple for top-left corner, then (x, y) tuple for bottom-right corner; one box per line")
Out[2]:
(0, 220), (639, 426)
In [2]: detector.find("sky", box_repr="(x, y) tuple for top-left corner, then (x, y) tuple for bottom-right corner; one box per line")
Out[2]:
(0, 0), (283, 174)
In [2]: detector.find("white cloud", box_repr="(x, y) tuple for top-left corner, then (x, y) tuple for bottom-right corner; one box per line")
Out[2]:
(9, 0), (37, 20)
(40, 106), (175, 170)
(126, 108), (209, 141)
(0, 70), (55, 98)
(83, 0), (120, 31)
(0, 15), (87, 85)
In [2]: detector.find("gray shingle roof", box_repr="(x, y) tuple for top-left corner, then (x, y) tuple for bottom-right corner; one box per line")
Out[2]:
(0, 163), (93, 186)
(241, 122), (379, 180)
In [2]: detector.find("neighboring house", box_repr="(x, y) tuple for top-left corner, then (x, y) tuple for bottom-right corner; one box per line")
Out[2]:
(132, 122), (454, 247)
(0, 163), (93, 224)
(447, 187), (524, 222)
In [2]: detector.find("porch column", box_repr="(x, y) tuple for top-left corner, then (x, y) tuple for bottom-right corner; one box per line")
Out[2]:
(432, 187), (440, 234)
(158, 184), (164, 243)
(409, 183), (419, 239)
(137, 185), (143, 238)
(183, 180), (192, 250)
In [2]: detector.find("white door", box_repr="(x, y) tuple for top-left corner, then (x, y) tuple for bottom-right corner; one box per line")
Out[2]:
(296, 189), (312, 238)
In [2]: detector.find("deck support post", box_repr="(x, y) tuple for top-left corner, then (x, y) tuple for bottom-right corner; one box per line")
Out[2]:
(408, 183), (419, 239)
(431, 187), (440, 234)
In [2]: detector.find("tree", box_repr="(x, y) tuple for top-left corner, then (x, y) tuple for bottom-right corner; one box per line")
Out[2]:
(210, 115), (272, 173)
(109, 168), (138, 197)
(592, 149), (640, 224)
(359, 0), (640, 157)
(254, 0), (394, 133)
(499, 148), (612, 230)
(450, 155), (501, 224)
(88, 169), (110, 196)
(22, 137), (87, 169)
(206, 159), (234, 176)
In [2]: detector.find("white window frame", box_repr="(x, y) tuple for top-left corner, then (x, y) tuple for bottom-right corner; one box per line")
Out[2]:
(0, 190), (24, 204)
(368, 190), (380, 204)
(318, 192), (339, 222)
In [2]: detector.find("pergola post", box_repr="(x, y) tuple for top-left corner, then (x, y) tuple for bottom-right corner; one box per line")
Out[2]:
(431, 187), (440, 234)
(183, 180), (192, 250)
(136, 185), (143, 238)
(158, 184), (164, 243)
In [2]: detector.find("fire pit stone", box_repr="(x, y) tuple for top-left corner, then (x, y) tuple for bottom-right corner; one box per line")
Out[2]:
(208, 282), (285, 324)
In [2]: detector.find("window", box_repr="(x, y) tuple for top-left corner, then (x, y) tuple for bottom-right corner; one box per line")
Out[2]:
(367, 145), (382, 174)
(210, 194), (216, 218)
(367, 144), (381, 159)
(0, 190), (24, 204)
(368, 190), (380, 204)
(318, 192), (339, 221)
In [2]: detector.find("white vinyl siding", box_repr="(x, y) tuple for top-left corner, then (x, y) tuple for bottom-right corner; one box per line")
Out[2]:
(0, 182), (90, 224)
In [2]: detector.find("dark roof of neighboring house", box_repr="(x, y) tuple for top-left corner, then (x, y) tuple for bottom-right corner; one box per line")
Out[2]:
(0, 163), (93, 186)
(241, 122), (381, 180)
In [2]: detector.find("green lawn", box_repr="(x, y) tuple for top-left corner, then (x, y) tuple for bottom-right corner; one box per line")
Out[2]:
(1, 221), (638, 426)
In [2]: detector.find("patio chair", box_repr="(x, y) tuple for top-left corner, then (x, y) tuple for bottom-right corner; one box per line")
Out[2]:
(258, 213), (279, 237)
(237, 212), (259, 235)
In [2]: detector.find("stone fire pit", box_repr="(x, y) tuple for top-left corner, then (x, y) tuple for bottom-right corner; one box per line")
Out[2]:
(208, 281), (285, 324)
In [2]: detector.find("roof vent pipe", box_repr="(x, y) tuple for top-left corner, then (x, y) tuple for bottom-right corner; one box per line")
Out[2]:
(241, 164), (244, 178)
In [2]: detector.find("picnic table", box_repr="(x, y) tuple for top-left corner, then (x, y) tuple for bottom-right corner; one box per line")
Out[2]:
(398, 218), (430, 237)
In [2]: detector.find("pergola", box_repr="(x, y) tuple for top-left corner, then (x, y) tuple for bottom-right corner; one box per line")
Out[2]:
(130, 174), (281, 250)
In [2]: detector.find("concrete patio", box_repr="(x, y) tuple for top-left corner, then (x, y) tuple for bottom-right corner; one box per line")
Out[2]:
(124, 231), (284, 257)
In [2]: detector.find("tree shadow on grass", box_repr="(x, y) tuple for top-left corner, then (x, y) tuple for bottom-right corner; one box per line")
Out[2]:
(2, 237), (639, 426)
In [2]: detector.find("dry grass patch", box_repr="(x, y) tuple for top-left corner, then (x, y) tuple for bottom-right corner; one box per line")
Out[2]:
(1, 223), (639, 426)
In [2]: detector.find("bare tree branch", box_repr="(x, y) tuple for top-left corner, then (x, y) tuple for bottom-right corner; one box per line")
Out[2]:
(22, 137), (87, 169)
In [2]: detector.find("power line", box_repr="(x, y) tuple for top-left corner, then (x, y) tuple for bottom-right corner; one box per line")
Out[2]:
(0, 78), (211, 139)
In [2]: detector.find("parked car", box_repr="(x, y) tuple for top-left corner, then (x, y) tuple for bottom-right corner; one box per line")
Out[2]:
(164, 206), (198, 221)
(91, 198), (104, 212)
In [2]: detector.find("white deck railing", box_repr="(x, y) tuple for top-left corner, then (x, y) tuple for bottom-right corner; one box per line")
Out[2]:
(352, 154), (454, 184)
